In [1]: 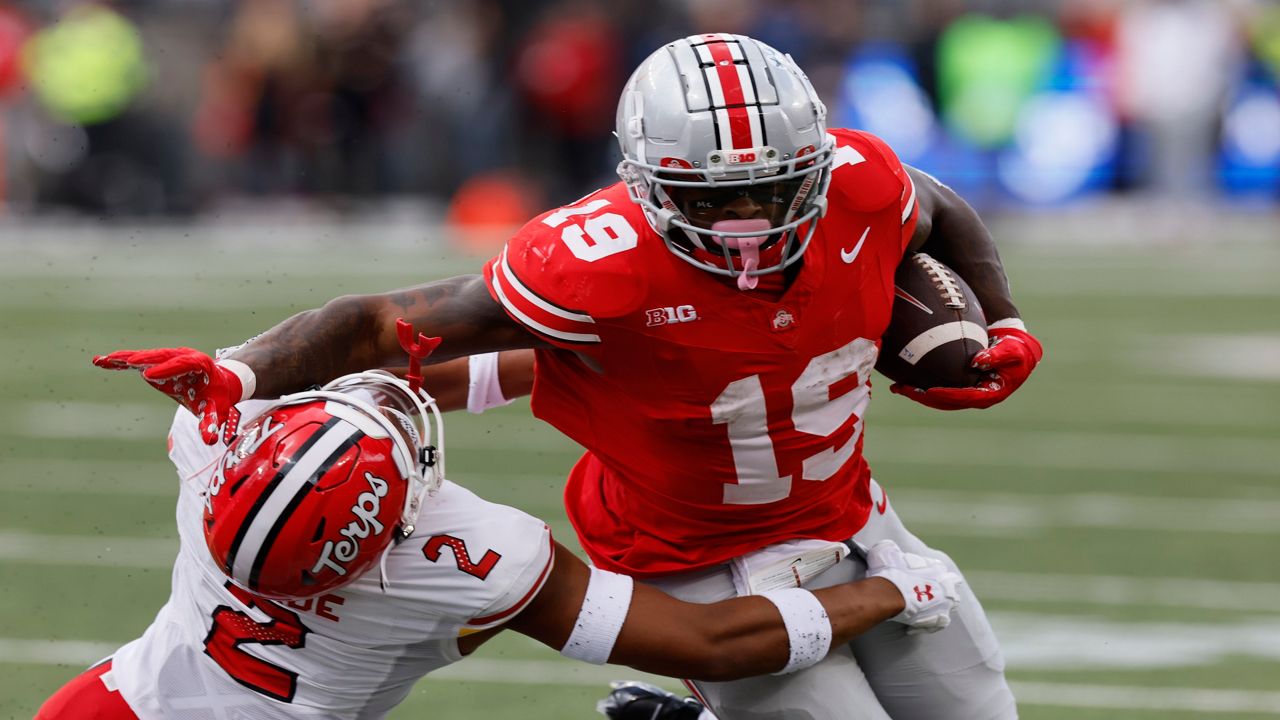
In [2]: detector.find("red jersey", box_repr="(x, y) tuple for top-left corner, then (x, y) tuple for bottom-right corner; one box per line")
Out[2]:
(484, 129), (918, 577)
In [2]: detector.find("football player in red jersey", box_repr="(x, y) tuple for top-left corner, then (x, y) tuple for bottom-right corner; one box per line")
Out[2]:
(40, 360), (958, 719)
(95, 34), (1041, 719)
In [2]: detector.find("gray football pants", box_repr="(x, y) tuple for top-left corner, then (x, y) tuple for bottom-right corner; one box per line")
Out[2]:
(643, 480), (1017, 720)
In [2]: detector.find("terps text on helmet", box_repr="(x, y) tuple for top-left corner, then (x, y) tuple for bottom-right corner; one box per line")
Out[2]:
(311, 472), (390, 577)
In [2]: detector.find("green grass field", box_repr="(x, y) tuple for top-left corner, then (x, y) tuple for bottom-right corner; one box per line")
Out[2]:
(1, 229), (1278, 719)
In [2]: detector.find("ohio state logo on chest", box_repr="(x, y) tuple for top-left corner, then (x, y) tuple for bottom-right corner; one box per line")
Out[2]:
(311, 471), (391, 577)
(771, 307), (796, 332)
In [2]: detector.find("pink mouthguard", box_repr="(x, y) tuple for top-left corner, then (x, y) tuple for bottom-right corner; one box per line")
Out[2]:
(712, 219), (772, 291)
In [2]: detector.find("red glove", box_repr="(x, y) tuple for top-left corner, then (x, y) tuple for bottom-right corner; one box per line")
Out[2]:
(93, 348), (249, 444)
(890, 323), (1043, 410)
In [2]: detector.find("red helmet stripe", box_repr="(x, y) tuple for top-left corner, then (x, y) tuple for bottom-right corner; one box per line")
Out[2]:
(702, 40), (761, 151)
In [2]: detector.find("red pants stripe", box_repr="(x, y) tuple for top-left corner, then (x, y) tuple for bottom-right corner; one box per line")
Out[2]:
(36, 660), (138, 720)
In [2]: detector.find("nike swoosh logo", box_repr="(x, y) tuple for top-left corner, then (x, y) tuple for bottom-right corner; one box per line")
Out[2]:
(875, 487), (888, 515)
(841, 226), (871, 264)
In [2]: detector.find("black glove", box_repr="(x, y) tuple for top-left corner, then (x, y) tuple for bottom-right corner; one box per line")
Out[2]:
(597, 681), (706, 720)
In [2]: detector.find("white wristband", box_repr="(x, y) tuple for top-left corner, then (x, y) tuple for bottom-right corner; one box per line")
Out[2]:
(988, 317), (1027, 332)
(760, 588), (832, 675)
(467, 352), (513, 414)
(216, 359), (256, 402)
(560, 567), (634, 664)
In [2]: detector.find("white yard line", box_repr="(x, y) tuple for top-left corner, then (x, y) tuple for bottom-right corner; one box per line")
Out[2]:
(866, 425), (1278, 477)
(4, 638), (1279, 715)
(1141, 334), (1280, 382)
(0, 638), (118, 666)
(967, 570), (1280, 613)
(0, 532), (176, 568)
(0, 248), (480, 280)
(992, 612), (1280, 668)
(11, 401), (1279, 476)
(6, 452), (1280, 542)
(0, 458), (178, 496)
(3, 530), (1279, 613)
(13, 402), (177, 440)
(888, 489), (1280, 536)
(1011, 682), (1280, 714)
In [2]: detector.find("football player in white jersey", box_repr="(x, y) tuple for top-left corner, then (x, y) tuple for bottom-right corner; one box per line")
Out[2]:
(36, 354), (961, 720)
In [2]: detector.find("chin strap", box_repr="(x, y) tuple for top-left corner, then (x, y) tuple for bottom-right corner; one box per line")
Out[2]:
(377, 534), (403, 593)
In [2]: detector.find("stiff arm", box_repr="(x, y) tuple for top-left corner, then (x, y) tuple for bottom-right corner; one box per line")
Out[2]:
(230, 275), (548, 399)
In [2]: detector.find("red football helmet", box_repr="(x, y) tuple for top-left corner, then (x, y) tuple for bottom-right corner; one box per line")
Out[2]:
(202, 371), (444, 598)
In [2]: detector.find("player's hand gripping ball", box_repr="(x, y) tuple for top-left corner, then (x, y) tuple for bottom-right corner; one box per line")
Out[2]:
(93, 347), (244, 444)
(890, 323), (1043, 410)
(876, 253), (989, 390)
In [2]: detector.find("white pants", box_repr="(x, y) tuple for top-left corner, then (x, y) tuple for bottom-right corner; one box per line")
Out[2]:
(643, 480), (1017, 720)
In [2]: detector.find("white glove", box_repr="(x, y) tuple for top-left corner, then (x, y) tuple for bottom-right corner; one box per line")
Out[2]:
(866, 540), (962, 635)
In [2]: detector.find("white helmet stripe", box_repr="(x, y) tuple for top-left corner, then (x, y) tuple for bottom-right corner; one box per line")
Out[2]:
(713, 109), (736, 150)
(231, 419), (361, 587)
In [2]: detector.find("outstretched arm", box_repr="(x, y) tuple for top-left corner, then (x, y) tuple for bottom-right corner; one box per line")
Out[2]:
(95, 275), (545, 442)
(231, 275), (545, 398)
(504, 542), (957, 682)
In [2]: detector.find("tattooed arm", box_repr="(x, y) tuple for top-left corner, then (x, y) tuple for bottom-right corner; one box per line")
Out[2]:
(905, 166), (1020, 323)
(230, 275), (547, 398)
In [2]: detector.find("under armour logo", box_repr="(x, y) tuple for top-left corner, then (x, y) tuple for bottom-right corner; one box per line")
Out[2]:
(914, 585), (934, 602)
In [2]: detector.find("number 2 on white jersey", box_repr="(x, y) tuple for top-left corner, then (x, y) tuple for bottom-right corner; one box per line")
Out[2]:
(712, 338), (877, 504)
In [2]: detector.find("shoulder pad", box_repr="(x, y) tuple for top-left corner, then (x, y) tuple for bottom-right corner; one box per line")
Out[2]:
(485, 187), (649, 345)
(825, 129), (912, 214)
(409, 483), (554, 628)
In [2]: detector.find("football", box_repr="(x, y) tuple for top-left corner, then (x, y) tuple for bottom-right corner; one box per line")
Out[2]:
(875, 253), (989, 389)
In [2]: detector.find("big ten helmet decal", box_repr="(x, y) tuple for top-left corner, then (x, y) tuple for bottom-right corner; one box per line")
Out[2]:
(203, 371), (445, 598)
(616, 33), (835, 286)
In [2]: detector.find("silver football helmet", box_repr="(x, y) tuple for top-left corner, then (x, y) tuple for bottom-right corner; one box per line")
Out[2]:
(616, 33), (834, 288)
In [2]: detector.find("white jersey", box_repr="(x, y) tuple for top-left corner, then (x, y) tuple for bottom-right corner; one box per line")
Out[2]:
(110, 403), (554, 720)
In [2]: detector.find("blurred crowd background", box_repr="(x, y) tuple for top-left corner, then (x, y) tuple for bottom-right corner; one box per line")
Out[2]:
(0, 0), (1277, 228)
